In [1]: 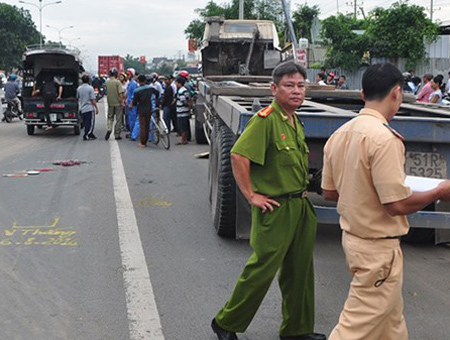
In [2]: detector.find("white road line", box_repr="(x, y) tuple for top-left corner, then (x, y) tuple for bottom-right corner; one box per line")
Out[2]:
(110, 140), (165, 340)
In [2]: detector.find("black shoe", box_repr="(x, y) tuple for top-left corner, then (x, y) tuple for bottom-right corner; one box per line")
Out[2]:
(83, 135), (89, 141)
(211, 319), (238, 340)
(88, 134), (97, 140)
(115, 136), (122, 140)
(280, 333), (326, 340)
(125, 134), (130, 139)
(105, 130), (111, 140)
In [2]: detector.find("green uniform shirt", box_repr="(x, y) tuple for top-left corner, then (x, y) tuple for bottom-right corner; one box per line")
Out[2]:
(231, 100), (309, 197)
(106, 78), (124, 107)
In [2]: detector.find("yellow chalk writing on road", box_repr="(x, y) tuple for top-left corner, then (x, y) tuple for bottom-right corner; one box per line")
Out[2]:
(0, 217), (79, 247)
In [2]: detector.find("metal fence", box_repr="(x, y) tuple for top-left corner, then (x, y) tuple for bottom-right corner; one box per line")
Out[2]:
(306, 67), (367, 90)
(307, 57), (450, 91)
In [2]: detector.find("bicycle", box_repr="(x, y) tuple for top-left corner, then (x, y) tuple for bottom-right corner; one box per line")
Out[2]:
(149, 108), (170, 150)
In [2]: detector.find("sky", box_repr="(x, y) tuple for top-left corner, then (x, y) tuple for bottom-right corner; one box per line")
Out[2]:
(2, 0), (449, 73)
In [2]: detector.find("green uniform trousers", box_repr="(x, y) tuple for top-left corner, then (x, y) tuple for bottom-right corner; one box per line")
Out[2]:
(215, 196), (317, 336)
(107, 105), (123, 138)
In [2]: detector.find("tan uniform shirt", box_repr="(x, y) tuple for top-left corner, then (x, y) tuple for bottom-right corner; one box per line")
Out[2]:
(322, 108), (412, 239)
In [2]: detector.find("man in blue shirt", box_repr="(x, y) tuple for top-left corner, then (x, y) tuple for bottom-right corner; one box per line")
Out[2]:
(126, 68), (138, 134)
(3, 74), (23, 120)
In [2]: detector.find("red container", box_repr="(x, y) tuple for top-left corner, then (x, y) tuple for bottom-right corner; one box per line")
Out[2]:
(98, 56), (124, 76)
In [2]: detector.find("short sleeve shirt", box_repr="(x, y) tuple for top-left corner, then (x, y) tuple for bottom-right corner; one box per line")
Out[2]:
(322, 108), (412, 238)
(106, 78), (124, 107)
(231, 100), (309, 197)
(76, 83), (95, 113)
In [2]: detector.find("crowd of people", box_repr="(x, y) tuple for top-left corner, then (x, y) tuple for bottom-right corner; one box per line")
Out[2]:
(77, 67), (196, 146)
(406, 70), (450, 104)
(315, 70), (349, 89)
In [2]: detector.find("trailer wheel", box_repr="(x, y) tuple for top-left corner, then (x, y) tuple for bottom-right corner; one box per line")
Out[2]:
(209, 120), (236, 238)
(195, 118), (208, 144)
(27, 125), (35, 135)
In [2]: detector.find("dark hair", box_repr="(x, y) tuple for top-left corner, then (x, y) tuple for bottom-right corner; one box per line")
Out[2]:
(423, 73), (433, 81)
(362, 63), (404, 101)
(339, 75), (346, 80)
(433, 76), (443, 85)
(81, 74), (90, 84)
(411, 76), (421, 86)
(317, 73), (325, 81)
(272, 61), (307, 85)
(137, 75), (147, 83)
(176, 76), (186, 85)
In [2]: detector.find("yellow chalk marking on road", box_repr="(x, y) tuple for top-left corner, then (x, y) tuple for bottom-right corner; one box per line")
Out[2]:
(135, 196), (173, 208)
(0, 217), (79, 247)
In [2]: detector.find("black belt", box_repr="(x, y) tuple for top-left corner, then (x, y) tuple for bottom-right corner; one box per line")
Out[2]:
(382, 235), (402, 239)
(271, 191), (307, 200)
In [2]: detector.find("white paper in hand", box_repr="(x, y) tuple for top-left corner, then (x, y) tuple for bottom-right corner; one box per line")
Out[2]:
(405, 176), (445, 192)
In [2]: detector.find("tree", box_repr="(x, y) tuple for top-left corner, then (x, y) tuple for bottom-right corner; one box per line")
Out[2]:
(184, 0), (285, 43)
(320, 14), (368, 70)
(365, 3), (439, 69)
(292, 4), (320, 42)
(124, 54), (147, 75)
(0, 3), (41, 70)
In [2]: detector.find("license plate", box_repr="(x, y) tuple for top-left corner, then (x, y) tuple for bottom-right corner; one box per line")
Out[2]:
(50, 113), (57, 122)
(405, 152), (447, 179)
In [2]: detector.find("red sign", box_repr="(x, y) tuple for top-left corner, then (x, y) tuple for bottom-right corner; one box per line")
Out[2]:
(188, 39), (198, 52)
(140, 56), (147, 64)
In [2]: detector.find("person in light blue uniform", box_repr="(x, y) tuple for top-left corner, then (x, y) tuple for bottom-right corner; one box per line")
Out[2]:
(126, 68), (138, 133)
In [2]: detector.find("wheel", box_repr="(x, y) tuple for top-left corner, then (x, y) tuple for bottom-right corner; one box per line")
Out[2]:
(74, 124), (81, 135)
(4, 108), (12, 123)
(27, 125), (35, 135)
(157, 119), (170, 150)
(195, 117), (208, 144)
(152, 129), (160, 145)
(209, 119), (236, 238)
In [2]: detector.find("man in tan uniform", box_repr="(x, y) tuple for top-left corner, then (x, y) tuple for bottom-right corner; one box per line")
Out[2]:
(321, 63), (450, 340)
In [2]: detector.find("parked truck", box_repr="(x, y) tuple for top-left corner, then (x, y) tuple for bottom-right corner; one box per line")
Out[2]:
(22, 45), (84, 135)
(98, 55), (124, 76)
(195, 19), (450, 245)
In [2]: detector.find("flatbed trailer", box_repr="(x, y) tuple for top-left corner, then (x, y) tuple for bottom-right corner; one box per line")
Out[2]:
(196, 77), (450, 244)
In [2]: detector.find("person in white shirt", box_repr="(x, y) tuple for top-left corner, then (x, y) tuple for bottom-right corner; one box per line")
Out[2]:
(316, 73), (326, 85)
(429, 76), (443, 104)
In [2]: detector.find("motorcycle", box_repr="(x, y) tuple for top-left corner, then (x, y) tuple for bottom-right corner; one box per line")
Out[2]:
(3, 99), (23, 123)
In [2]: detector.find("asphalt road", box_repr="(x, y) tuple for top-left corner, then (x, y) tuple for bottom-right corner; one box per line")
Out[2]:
(0, 102), (449, 340)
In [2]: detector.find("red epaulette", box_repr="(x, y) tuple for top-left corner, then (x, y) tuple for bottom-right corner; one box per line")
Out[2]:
(383, 123), (404, 141)
(257, 105), (274, 118)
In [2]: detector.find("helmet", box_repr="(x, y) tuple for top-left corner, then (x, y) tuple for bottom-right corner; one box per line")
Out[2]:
(9, 74), (17, 81)
(126, 68), (136, 76)
(179, 70), (189, 78)
(109, 67), (119, 77)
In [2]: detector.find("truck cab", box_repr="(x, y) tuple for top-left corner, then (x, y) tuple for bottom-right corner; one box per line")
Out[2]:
(201, 17), (281, 76)
(22, 45), (84, 135)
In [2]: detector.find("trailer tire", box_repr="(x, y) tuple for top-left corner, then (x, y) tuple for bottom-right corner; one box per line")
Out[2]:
(209, 120), (236, 238)
(27, 125), (35, 135)
(195, 118), (208, 144)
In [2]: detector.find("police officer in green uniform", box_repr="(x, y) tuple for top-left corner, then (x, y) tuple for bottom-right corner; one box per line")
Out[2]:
(211, 61), (326, 340)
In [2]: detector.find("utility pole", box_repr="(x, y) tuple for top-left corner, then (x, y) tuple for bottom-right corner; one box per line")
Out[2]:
(239, 0), (244, 20)
(19, 0), (62, 48)
(430, 0), (433, 21)
(354, 0), (357, 19)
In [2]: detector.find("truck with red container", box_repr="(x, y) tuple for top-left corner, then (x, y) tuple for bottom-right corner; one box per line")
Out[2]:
(98, 55), (124, 76)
